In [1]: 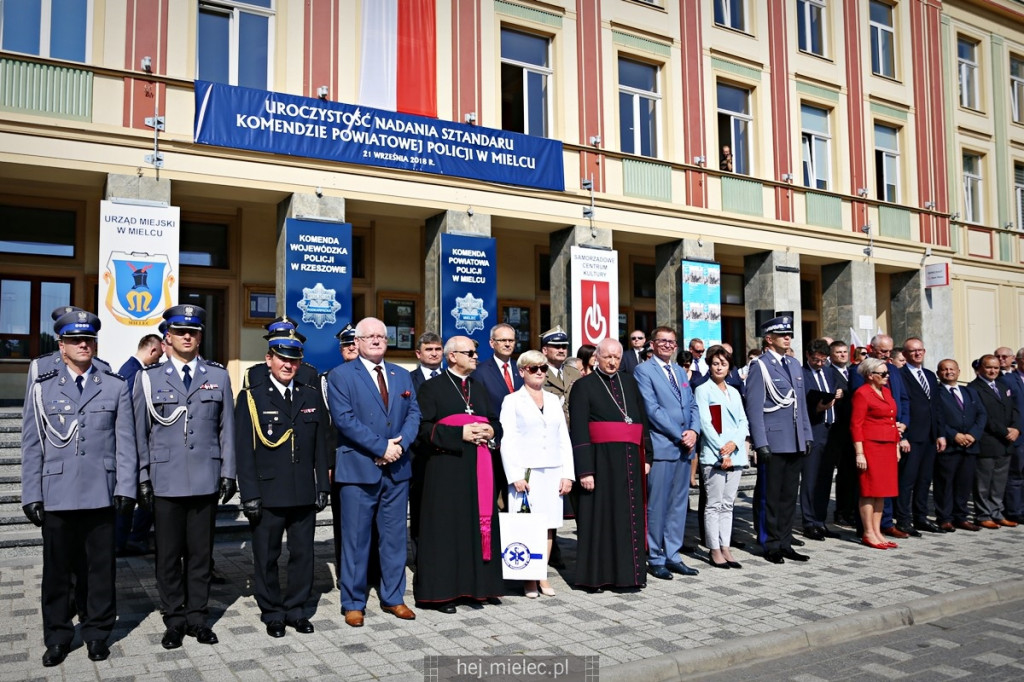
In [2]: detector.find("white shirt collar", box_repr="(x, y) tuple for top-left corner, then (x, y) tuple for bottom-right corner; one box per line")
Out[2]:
(66, 365), (94, 383)
(494, 355), (513, 371)
(268, 373), (293, 398)
(168, 355), (198, 379)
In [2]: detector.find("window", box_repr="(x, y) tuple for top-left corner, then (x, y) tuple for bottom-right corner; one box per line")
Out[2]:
(0, 204), (76, 257)
(717, 83), (752, 175)
(618, 58), (660, 157)
(869, 1), (895, 79)
(958, 37), (979, 110)
(0, 0), (90, 62)
(180, 220), (229, 268)
(801, 104), (831, 190)
(962, 153), (982, 224)
(632, 262), (655, 299)
(1015, 163), (1024, 231)
(500, 28), (551, 138)
(797, 0), (825, 57)
(874, 123), (900, 202)
(197, 0), (273, 90)
(1011, 56), (1024, 125)
(714, 0), (746, 32)
(0, 278), (72, 360)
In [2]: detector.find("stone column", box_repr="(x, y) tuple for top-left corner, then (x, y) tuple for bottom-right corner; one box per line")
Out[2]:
(105, 173), (170, 203)
(424, 210), (491, 334)
(821, 260), (876, 347)
(276, 193), (347, 315)
(655, 238), (714, 336)
(549, 225), (613, 341)
(744, 250), (804, 359)
(890, 268), (954, 363)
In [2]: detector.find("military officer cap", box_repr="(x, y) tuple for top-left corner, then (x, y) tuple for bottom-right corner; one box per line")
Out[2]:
(157, 320), (169, 337)
(540, 325), (569, 347)
(54, 309), (101, 338)
(265, 322), (306, 360)
(335, 323), (356, 346)
(761, 315), (794, 337)
(163, 304), (206, 331)
(265, 316), (300, 334)
(50, 305), (84, 321)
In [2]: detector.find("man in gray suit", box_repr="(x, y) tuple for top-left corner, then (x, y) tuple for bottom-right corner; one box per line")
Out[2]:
(135, 305), (236, 649)
(22, 310), (137, 666)
(745, 316), (813, 564)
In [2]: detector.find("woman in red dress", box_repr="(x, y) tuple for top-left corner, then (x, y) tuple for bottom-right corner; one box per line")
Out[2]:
(850, 357), (903, 549)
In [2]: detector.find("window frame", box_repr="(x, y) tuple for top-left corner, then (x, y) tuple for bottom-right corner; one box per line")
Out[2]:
(800, 103), (832, 191)
(1015, 162), (1024, 231)
(0, 0), (93, 62)
(1011, 55), (1024, 125)
(0, 276), (75, 362)
(617, 56), (662, 159)
(713, 0), (747, 33)
(873, 122), (901, 203)
(717, 81), (754, 176)
(197, 0), (275, 90)
(957, 36), (980, 111)
(962, 152), (983, 225)
(869, 0), (896, 80)
(499, 26), (553, 139)
(797, 0), (826, 58)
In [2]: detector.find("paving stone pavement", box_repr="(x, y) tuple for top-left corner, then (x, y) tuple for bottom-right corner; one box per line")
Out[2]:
(1, 495), (1023, 681)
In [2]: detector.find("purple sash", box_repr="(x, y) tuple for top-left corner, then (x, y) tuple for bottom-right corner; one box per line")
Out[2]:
(438, 413), (494, 562)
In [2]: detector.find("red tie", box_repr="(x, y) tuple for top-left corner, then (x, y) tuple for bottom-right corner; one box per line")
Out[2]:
(503, 362), (514, 393)
(374, 366), (389, 410)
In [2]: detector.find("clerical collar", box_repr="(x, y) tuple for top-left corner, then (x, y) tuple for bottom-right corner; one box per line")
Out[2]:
(596, 368), (617, 379)
(448, 368), (471, 380)
(268, 374), (293, 399)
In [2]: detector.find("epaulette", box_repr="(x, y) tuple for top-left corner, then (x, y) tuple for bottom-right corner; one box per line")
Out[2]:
(104, 370), (126, 381)
(143, 363), (164, 371)
(94, 356), (112, 369)
(205, 360), (226, 369)
(36, 370), (58, 383)
(31, 350), (59, 362)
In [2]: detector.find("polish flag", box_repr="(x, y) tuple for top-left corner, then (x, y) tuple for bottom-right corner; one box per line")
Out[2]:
(358, 0), (436, 118)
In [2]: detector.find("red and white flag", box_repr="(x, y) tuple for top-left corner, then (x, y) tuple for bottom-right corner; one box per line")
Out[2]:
(358, 0), (436, 118)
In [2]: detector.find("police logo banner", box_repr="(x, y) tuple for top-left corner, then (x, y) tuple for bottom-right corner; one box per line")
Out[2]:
(440, 234), (496, 361)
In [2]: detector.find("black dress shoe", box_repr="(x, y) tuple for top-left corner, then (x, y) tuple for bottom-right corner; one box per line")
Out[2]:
(266, 621), (286, 638)
(781, 548), (810, 562)
(41, 643), (69, 667)
(161, 627), (184, 650)
(896, 523), (921, 537)
(587, 586), (605, 594)
(726, 561), (743, 569)
(764, 550), (785, 564)
(732, 540), (747, 549)
(821, 526), (841, 539)
(665, 561), (699, 576)
(791, 537), (805, 546)
(709, 559), (731, 569)
(803, 526), (825, 541)
(914, 519), (942, 533)
(647, 564), (673, 580)
(438, 603), (457, 614)
(86, 640), (110, 661)
(286, 617), (314, 633)
(484, 597), (501, 605)
(186, 625), (218, 645)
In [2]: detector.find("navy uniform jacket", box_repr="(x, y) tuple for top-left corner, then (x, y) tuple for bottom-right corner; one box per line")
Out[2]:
(745, 353), (813, 453)
(234, 378), (330, 508)
(22, 366), (137, 510)
(134, 359), (235, 497)
(935, 384), (986, 455)
(471, 357), (523, 414)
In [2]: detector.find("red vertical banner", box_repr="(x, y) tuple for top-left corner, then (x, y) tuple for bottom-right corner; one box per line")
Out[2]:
(570, 246), (618, 351)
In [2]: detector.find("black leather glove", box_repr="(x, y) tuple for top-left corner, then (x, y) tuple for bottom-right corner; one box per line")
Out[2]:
(138, 481), (154, 512)
(241, 498), (262, 524)
(755, 446), (772, 460)
(805, 441), (814, 456)
(22, 502), (44, 527)
(316, 491), (329, 512)
(219, 477), (237, 504)
(114, 495), (135, 516)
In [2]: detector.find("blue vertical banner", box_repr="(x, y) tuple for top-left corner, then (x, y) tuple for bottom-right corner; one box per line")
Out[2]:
(681, 260), (722, 347)
(440, 234), (497, 361)
(284, 218), (352, 372)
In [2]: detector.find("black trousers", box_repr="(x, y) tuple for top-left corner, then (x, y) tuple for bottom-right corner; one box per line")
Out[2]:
(42, 508), (116, 647)
(755, 452), (803, 552)
(153, 495), (216, 629)
(833, 429), (859, 521)
(896, 439), (937, 524)
(800, 423), (836, 528)
(933, 451), (976, 524)
(251, 506), (316, 623)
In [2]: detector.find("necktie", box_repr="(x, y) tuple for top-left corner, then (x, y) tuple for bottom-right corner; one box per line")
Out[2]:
(916, 369), (931, 398)
(430, 369), (439, 378)
(284, 387), (291, 404)
(375, 366), (389, 409)
(503, 362), (514, 393)
(816, 369), (833, 425)
(990, 381), (1001, 396)
(182, 365), (192, 390)
(951, 386), (963, 409)
(664, 364), (682, 401)
(75, 375), (84, 394)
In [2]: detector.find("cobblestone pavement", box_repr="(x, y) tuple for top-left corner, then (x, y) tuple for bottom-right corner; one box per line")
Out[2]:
(1, 495), (1023, 681)
(698, 596), (1024, 681)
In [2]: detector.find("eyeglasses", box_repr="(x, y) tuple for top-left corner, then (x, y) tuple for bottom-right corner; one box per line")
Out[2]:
(654, 339), (677, 346)
(357, 334), (387, 342)
(523, 364), (549, 374)
(691, 348), (705, 354)
(492, 338), (515, 344)
(452, 349), (478, 358)
(996, 354), (1014, 359)
(871, 371), (889, 377)
(905, 348), (926, 354)
(630, 336), (645, 341)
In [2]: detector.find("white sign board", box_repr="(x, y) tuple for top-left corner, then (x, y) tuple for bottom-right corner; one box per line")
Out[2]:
(570, 246), (618, 353)
(924, 262), (950, 288)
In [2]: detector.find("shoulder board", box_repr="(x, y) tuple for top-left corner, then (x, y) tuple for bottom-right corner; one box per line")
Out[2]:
(104, 370), (126, 381)
(31, 350), (59, 362)
(36, 370), (59, 383)
(143, 363), (164, 371)
(94, 357), (112, 370)
(205, 360), (225, 369)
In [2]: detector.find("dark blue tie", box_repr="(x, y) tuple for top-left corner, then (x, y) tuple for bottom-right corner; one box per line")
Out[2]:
(182, 365), (192, 390)
(75, 376), (84, 394)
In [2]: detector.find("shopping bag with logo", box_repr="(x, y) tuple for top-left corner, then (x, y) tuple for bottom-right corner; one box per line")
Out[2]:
(498, 491), (548, 581)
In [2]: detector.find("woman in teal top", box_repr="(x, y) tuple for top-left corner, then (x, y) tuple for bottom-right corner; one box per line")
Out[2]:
(694, 345), (749, 569)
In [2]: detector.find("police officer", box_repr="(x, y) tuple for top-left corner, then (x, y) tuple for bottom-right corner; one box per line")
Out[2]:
(21, 310), (137, 666)
(337, 323), (358, 363)
(235, 321), (330, 637)
(134, 304), (236, 649)
(25, 306), (112, 390)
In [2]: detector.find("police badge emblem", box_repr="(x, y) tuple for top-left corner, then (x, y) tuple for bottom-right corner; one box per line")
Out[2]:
(296, 282), (342, 330)
(450, 293), (488, 335)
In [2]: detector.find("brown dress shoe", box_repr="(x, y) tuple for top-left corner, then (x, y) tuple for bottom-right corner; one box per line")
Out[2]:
(939, 522), (956, 532)
(344, 610), (364, 627)
(978, 520), (1001, 529)
(998, 518), (1018, 527)
(882, 526), (909, 539)
(955, 521), (982, 531)
(381, 604), (417, 620)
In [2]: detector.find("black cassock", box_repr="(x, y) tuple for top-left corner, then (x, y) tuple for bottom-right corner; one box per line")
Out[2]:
(569, 370), (653, 589)
(413, 371), (505, 603)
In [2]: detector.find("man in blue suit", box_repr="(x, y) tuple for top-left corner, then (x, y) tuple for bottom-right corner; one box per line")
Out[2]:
(897, 337), (945, 534)
(997, 346), (1024, 523)
(634, 326), (701, 578)
(411, 332), (444, 391)
(934, 359), (985, 531)
(800, 338), (841, 541)
(472, 323), (523, 411)
(745, 316), (813, 564)
(327, 316), (421, 628)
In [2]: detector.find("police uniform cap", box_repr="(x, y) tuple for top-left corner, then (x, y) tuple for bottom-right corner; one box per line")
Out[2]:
(163, 304), (206, 331)
(51, 305), (84, 321)
(335, 323), (356, 346)
(540, 325), (569, 347)
(267, 327), (305, 360)
(158, 320), (169, 336)
(761, 315), (795, 336)
(54, 310), (101, 338)
(264, 316), (300, 334)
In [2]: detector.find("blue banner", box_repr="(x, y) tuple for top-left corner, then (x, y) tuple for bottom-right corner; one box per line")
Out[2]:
(284, 218), (352, 373)
(681, 260), (722, 347)
(440, 234), (497, 361)
(193, 81), (565, 192)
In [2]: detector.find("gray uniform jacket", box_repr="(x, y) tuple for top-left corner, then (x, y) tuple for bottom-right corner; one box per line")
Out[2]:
(134, 359), (235, 497)
(25, 351), (111, 394)
(745, 353), (813, 454)
(21, 366), (137, 510)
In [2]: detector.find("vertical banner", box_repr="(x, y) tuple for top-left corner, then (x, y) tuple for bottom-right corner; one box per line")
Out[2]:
(284, 218), (352, 373)
(681, 260), (722, 346)
(98, 200), (180, 368)
(440, 234), (497, 361)
(570, 246), (619, 353)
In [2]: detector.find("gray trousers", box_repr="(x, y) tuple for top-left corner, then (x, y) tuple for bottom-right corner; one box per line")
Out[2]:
(974, 455), (1011, 521)
(702, 465), (742, 550)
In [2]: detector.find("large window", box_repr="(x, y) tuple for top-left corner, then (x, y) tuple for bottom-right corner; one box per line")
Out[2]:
(0, 204), (76, 258)
(797, 0), (825, 57)
(197, 0), (273, 90)
(962, 153), (983, 224)
(717, 83), (752, 175)
(874, 123), (900, 203)
(0, 278), (72, 360)
(801, 104), (831, 190)
(180, 220), (229, 269)
(1016, 162), (1024, 231)
(958, 37), (980, 110)
(714, 0), (746, 32)
(869, 1), (895, 79)
(0, 0), (90, 62)
(500, 28), (551, 138)
(618, 58), (660, 158)
(1011, 56), (1024, 125)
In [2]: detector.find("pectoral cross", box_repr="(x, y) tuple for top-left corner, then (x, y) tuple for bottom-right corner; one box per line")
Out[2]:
(465, 405), (474, 415)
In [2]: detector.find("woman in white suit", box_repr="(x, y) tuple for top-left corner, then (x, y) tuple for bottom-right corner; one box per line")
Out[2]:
(500, 350), (575, 598)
